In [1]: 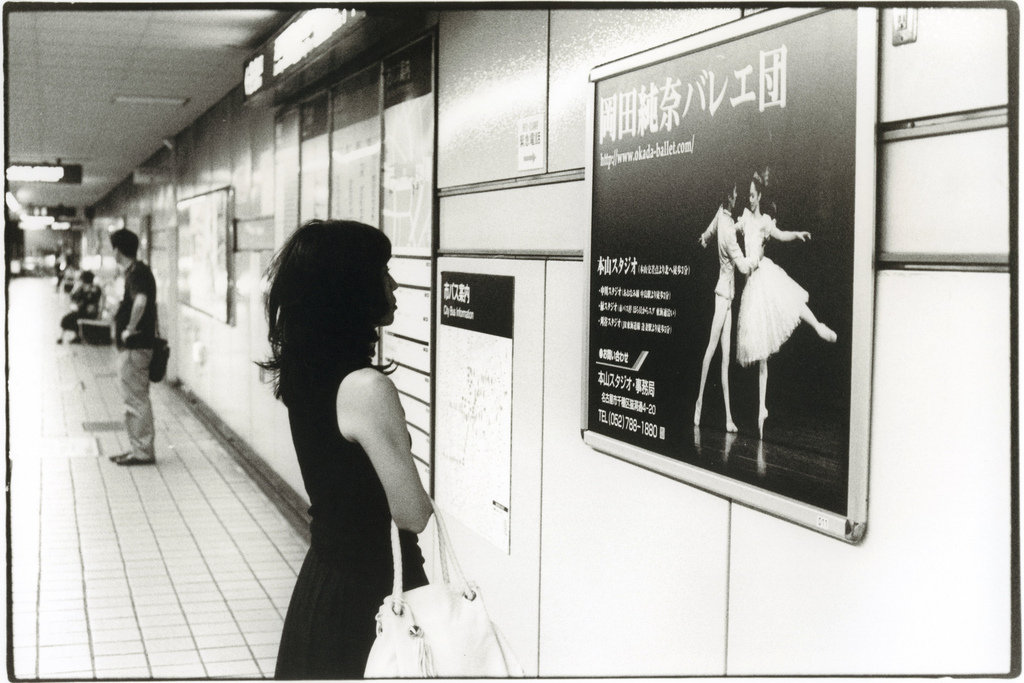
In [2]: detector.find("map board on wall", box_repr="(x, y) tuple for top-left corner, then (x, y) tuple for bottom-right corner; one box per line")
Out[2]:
(435, 272), (515, 554)
(177, 187), (233, 323)
(582, 9), (877, 542)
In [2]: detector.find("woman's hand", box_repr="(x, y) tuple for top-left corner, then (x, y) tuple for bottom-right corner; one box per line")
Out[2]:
(338, 368), (433, 533)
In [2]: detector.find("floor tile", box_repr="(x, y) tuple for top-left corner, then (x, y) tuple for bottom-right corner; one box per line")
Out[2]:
(238, 616), (284, 633)
(37, 644), (92, 661)
(93, 665), (152, 678)
(140, 623), (193, 640)
(150, 662), (208, 678)
(148, 648), (202, 667)
(90, 626), (142, 644)
(91, 639), (145, 656)
(190, 620), (242, 637)
(196, 630), (250, 649)
(138, 611), (189, 628)
(92, 652), (150, 670)
(243, 630), (283, 647)
(248, 641), (280, 659)
(142, 635), (198, 654)
(257, 657), (278, 677)
(89, 615), (139, 632)
(38, 654), (96, 676)
(205, 658), (261, 677)
(38, 629), (91, 647)
(199, 645), (256, 664)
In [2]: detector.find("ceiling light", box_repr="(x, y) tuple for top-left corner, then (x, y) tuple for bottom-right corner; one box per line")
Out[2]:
(6, 192), (23, 213)
(6, 163), (82, 183)
(113, 95), (189, 106)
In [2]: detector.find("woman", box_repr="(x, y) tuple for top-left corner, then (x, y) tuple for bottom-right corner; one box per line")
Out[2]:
(694, 182), (753, 432)
(262, 220), (433, 679)
(735, 170), (837, 437)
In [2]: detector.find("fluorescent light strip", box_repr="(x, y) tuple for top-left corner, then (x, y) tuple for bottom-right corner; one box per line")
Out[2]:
(7, 165), (65, 182)
(113, 95), (188, 106)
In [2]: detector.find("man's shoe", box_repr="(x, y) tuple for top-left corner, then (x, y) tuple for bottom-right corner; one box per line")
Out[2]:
(115, 454), (156, 466)
(69, 337), (83, 344)
(108, 452), (131, 462)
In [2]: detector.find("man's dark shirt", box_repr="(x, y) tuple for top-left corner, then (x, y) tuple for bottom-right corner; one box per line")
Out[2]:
(115, 260), (157, 349)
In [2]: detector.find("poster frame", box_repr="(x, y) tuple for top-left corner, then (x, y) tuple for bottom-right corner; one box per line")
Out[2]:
(176, 186), (235, 324)
(580, 8), (878, 543)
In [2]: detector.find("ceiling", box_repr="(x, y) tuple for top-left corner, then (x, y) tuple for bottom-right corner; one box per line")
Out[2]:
(5, 7), (293, 214)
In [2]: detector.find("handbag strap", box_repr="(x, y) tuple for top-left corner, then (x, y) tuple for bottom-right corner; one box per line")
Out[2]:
(388, 499), (473, 609)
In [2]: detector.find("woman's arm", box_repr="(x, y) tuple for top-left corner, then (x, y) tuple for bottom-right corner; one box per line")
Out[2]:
(338, 368), (433, 532)
(767, 217), (810, 243)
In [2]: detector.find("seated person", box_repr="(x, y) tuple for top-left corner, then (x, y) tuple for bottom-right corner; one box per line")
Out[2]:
(57, 270), (103, 344)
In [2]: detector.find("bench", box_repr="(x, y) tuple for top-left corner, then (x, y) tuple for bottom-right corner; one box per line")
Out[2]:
(77, 292), (115, 345)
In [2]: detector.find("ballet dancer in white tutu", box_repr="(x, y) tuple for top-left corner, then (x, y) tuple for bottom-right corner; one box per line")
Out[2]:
(694, 182), (755, 433)
(735, 169), (837, 437)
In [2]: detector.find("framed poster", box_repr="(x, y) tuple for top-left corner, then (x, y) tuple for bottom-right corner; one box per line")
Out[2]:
(177, 187), (234, 323)
(382, 37), (434, 257)
(582, 9), (877, 542)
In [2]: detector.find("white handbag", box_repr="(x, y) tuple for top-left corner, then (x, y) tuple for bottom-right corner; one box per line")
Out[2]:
(364, 501), (524, 678)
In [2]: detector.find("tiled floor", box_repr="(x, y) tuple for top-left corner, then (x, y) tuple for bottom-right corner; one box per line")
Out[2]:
(8, 278), (310, 679)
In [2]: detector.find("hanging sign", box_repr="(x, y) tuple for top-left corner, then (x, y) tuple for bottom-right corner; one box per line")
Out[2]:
(517, 115), (544, 172)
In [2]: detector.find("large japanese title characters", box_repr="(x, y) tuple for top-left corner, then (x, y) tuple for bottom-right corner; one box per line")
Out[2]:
(597, 44), (788, 172)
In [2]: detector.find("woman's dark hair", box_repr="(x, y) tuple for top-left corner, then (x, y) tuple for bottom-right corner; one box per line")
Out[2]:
(259, 220), (393, 404)
(751, 167), (777, 216)
(80, 270), (95, 284)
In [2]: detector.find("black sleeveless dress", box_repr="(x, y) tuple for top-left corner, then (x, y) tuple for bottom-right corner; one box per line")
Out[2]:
(275, 377), (427, 679)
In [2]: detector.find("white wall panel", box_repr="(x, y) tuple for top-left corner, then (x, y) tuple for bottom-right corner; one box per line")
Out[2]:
(409, 427), (430, 464)
(539, 261), (731, 677)
(390, 286), (431, 341)
(391, 364), (430, 404)
(727, 271), (1012, 675)
(383, 332), (430, 373)
(400, 394), (430, 436)
(438, 11), (549, 187)
(880, 128), (1009, 258)
(390, 256), (431, 288)
(879, 8), (1008, 123)
(548, 8), (738, 172)
(440, 181), (587, 253)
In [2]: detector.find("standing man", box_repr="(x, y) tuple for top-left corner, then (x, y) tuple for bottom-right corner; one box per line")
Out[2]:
(109, 229), (158, 466)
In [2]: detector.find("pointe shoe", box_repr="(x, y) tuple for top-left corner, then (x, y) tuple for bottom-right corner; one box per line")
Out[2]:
(758, 407), (768, 438)
(817, 322), (837, 343)
(725, 419), (738, 433)
(693, 400), (702, 426)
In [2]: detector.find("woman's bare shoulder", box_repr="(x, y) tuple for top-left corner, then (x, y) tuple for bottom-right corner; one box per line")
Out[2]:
(338, 368), (402, 439)
(339, 368), (395, 403)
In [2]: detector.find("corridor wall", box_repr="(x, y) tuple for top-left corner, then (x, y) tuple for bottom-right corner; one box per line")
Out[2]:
(91, 6), (1015, 676)
(436, 6), (1014, 676)
(92, 86), (304, 501)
